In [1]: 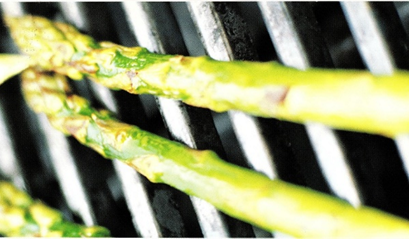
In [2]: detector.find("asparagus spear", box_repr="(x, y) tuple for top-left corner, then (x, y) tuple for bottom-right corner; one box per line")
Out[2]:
(19, 68), (409, 237)
(0, 54), (30, 85)
(6, 15), (409, 137)
(0, 180), (110, 237)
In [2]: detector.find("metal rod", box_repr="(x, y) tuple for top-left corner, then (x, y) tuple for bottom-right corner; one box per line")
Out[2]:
(37, 114), (96, 225)
(187, 1), (280, 236)
(0, 101), (24, 188)
(121, 2), (230, 237)
(0, 2), (25, 188)
(258, 1), (361, 207)
(58, 2), (161, 236)
(187, 1), (277, 181)
(341, 2), (409, 181)
(1, 2), (97, 226)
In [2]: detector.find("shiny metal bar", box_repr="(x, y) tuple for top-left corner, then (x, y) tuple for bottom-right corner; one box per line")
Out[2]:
(187, 1), (279, 236)
(37, 114), (96, 225)
(121, 2), (229, 237)
(342, 2), (395, 75)
(341, 2), (409, 180)
(58, 3), (161, 236)
(0, 1), (23, 17)
(259, 1), (361, 207)
(0, 102), (24, 188)
(187, 1), (277, 181)
(0, 10), (24, 186)
(113, 161), (161, 237)
(88, 82), (161, 237)
(1, 2), (96, 226)
(88, 79), (161, 237)
(59, 2), (87, 30)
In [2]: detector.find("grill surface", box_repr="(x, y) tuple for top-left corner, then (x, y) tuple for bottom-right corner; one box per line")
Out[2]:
(1, 2), (409, 237)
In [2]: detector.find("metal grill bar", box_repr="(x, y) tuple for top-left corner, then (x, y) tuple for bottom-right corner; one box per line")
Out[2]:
(336, 2), (409, 217)
(112, 161), (161, 237)
(0, 1), (25, 190)
(0, 101), (24, 188)
(57, 3), (161, 236)
(190, 2), (333, 195)
(120, 2), (241, 237)
(342, 2), (409, 181)
(1, 2), (97, 226)
(187, 3), (289, 237)
(342, 2), (396, 74)
(188, 1), (277, 182)
(37, 114), (96, 225)
(0, 1), (23, 17)
(259, 1), (361, 207)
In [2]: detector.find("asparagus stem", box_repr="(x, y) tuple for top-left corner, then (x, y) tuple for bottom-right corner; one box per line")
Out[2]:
(0, 54), (30, 85)
(20, 68), (409, 237)
(5, 15), (409, 137)
(0, 180), (110, 237)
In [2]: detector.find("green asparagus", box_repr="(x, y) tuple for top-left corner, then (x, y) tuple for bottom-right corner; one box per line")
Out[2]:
(0, 54), (30, 85)
(19, 67), (409, 237)
(0, 180), (110, 237)
(5, 15), (409, 137)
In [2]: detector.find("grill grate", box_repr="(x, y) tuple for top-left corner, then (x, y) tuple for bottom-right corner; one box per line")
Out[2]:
(1, 2), (409, 237)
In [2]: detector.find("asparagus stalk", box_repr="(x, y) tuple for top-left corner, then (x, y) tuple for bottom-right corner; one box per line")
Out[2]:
(20, 68), (409, 237)
(6, 15), (409, 137)
(0, 54), (30, 85)
(0, 180), (110, 237)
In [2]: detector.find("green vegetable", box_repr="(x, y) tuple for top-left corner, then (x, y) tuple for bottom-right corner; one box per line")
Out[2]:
(0, 54), (30, 85)
(5, 15), (409, 137)
(0, 180), (110, 237)
(20, 68), (409, 237)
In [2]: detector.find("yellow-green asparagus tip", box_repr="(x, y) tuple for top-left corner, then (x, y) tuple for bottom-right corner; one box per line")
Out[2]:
(0, 181), (110, 237)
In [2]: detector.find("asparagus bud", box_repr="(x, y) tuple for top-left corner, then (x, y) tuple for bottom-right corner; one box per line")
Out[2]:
(20, 68), (409, 237)
(4, 15), (98, 80)
(0, 181), (110, 237)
